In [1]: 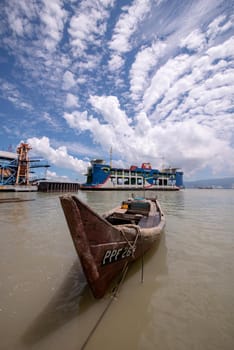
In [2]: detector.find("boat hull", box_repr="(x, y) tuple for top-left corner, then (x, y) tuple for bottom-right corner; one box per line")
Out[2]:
(80, 185), (180, 191)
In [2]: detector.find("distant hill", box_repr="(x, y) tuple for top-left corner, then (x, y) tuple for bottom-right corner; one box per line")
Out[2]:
(184, 177), (234, 189)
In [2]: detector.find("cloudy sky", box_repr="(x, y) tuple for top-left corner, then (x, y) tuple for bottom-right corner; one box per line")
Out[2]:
(0, 0), (233, 182)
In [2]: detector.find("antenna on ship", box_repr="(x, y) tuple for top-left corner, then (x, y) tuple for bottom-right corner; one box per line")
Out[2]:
(110, 146), (112, 168)
(161, 155), (165, 170)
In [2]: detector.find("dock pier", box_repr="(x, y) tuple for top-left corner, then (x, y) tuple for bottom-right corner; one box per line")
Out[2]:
(38, 181), (80, 193)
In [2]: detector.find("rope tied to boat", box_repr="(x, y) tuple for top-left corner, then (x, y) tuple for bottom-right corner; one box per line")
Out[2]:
(119, 225), (141, 257)
(81, 261), (129, 350)
(120, 225), (145, 283)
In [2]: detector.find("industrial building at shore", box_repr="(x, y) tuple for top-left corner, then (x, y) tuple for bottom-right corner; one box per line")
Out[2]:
(0, 143), (79, 192)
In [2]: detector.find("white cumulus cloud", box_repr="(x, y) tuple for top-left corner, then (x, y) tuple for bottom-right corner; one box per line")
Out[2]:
(27, 136), (88, 174)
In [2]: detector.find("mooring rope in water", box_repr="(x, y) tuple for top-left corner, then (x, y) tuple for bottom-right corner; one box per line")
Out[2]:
(80, 262), (129, 350)
(140, 233), (144, 284)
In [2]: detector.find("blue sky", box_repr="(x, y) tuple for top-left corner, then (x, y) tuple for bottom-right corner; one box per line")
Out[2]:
(0, 0), (233, 182)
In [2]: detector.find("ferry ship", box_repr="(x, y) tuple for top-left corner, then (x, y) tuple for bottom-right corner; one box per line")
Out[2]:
(81, 159), (183, 191)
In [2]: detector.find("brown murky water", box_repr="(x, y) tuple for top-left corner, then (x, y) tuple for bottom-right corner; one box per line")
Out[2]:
(0, 189), (234, 350)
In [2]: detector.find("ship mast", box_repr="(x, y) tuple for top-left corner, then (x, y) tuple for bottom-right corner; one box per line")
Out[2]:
(110, 146), (112, 168)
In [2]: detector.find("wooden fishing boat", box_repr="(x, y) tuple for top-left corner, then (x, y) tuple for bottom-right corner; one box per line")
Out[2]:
(60, 195), (166, 298)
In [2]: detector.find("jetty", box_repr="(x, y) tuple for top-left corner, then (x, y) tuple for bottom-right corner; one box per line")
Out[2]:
(38, 181), (79, 192)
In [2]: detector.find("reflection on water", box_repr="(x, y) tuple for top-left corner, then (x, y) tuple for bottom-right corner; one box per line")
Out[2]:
(0, 189), (234, 350)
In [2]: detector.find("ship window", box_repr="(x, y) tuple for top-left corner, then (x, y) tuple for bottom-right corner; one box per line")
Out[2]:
(131, 171), (136, 176)
(111, 178), (117, 186)
(117, 177), (130, 185)
(124, 177), (129, 184)
(87, 174), (93, 183)
(137, 178), (142, 185)
(131, 178), (136, 185)
(159, 179), (167, 186)
(117, 177), (123, 184)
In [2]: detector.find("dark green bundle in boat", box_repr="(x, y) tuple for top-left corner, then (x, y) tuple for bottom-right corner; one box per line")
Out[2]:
(127, 200), (150, 215)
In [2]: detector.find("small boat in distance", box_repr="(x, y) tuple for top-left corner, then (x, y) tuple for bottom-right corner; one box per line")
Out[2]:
(60, 195), (166, 298)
